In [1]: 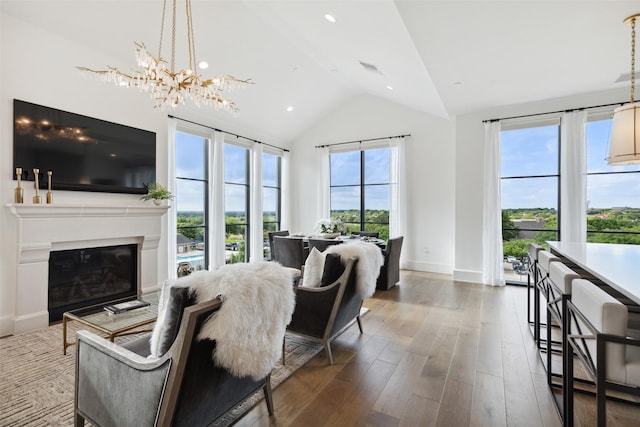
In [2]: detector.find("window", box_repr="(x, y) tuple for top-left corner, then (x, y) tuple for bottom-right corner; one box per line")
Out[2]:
(501, 124), (560, 283)
(262, 152), (281, 260)
(329, 147), (390, 240)
(173, 122), (286, 272)
(224, 143), (250, 264)
(175, 131), (208, 276)
(586, 119), (640, 244)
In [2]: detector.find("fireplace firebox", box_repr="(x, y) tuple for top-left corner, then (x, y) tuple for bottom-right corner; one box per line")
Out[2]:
(48, 244), (138, 322)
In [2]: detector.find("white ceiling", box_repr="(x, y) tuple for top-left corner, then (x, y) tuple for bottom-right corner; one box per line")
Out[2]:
(2, 0), (639, 144)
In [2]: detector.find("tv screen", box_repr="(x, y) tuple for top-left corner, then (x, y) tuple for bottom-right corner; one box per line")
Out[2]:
(13, 99), (156, 194)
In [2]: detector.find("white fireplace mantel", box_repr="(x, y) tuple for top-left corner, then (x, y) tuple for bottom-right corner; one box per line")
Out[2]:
(6, 203), (169, 334)
(7, 203), (169, 219)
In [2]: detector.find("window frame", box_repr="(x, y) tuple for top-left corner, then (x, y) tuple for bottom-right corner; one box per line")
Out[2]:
(329, 146), (391, 234)
(500, 120), (562, 284)
(224, 141), (251, 264)
(174, 128), (210, 274)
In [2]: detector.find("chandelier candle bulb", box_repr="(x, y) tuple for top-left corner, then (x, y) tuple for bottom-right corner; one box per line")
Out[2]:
(14, 167), (23, 204)
(32, 168), (41, 204)
(46, 171), (53, 204)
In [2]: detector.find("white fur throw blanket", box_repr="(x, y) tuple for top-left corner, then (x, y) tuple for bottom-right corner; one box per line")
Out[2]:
(150, 262), (296, 380)
(325, 241), (384, 299)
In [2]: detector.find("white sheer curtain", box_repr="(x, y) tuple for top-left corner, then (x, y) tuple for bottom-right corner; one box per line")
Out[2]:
(560, 110), (587, 243)
(318, 146), (331, 220)
(210, 131), (226, 268)
(249, 142), (264, 262)
(482, 121), (505, 286)
(389, 136), (406, 239)
(280, 151), (291, 230)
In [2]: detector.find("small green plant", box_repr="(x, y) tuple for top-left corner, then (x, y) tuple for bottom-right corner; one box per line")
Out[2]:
(140, 183), (173, 201)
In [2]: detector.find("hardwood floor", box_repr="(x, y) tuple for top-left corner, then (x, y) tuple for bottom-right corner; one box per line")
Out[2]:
(238, 270), (640, 426)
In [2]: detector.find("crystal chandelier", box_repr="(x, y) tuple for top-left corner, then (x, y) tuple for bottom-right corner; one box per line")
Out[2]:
(77, 0), (252, 112)
(608, 13), (640, 165)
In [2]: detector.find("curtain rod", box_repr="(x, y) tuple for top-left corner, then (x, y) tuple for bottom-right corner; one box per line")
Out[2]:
(315, 134), (410, 149)
(168, 115), (290, 152)
(481, 101), (626, 123)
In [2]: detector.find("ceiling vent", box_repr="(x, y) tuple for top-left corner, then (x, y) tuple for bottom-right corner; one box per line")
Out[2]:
(359, 60), (384, 76)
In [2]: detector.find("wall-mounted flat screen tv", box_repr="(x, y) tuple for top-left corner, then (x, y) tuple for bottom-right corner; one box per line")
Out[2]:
(13, 99), (156, 194)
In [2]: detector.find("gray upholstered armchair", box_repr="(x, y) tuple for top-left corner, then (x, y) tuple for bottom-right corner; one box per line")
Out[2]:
(74, 287), (274, 427)
(285, 255), (362, 365)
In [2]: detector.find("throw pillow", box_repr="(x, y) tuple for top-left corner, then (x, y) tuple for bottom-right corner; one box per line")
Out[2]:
(320, 253), (346, 287)
(301, 247), (326, 288)
(149, 286), (194, 357)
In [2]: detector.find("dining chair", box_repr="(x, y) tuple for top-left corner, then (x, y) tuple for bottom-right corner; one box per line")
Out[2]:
(308, 238), (343, 253)
(272, 236), (306, 269)
(545, 261), (580, 423)
(376, 236), (403, 290)
(566, 278), (640, 427)
(535, 250), (561, 350)
(527, 243), (544, 337)
(267, 230), (289, 261)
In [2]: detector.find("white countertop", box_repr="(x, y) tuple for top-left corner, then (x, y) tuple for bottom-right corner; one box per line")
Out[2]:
(547, 241), (640, 305)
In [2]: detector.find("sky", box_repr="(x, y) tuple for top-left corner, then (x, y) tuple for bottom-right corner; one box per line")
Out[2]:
(501, 119), (640, 210)
(329, 148), (390, 211)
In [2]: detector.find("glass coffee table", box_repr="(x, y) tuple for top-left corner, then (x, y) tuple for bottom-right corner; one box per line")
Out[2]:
(62, 292), (159, 355)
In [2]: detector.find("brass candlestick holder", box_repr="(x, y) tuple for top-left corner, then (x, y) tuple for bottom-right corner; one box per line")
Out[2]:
(46, 171), (53, 204)
(14, 167), (24, 203)
(33, 168), (41, 204)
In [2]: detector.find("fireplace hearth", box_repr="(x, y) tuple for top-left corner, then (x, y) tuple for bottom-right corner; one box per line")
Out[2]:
(48, 244), (138, 322)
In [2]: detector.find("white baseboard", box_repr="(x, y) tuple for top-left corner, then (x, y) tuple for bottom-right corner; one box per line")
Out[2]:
(403, 261), (453, 275)
(453, 269), (483, 284)
(0, 315), (14, 337)
(13, 311), (49, 335)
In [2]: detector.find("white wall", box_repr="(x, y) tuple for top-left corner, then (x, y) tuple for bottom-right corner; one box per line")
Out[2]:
(290, 94), (456, 274)
(0, 13), (171, 335)
(453, 87), (630, 283)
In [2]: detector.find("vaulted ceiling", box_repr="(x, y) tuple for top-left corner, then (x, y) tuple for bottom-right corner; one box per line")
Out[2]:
(2, 1), (639, 143)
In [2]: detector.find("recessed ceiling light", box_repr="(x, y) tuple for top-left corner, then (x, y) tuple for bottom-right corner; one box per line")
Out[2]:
(324, 14), (336, 23)
(286, 106), (294, 112)
(386, 85), (394, 91)
(198, 60), (209, 70)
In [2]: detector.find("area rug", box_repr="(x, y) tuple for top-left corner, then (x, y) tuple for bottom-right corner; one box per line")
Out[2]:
(0, 322), (322, 426)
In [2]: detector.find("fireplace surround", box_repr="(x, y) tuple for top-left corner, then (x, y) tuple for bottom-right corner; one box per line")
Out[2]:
(7, 203), (168, 334)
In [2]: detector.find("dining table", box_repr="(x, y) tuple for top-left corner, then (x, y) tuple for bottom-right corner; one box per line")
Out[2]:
(547, 241), (640, 305)
(288, 234), (386, 248)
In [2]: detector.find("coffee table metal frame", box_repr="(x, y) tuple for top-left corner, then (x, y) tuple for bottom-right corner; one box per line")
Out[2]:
(62, 292), (159, 355)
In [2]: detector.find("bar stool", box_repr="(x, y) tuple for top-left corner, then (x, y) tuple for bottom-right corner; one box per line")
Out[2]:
(527, 243), (543, 338)
(535, 250), (560, 349)
(566, 279), (640, 427)
(546, 262), (580, 423)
